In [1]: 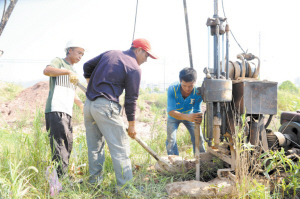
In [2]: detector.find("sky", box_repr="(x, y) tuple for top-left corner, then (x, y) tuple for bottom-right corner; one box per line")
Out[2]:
(0, 0), (299, 88)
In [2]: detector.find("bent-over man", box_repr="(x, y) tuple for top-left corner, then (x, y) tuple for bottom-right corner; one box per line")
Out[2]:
(83, 38), (158, 188)
(166, 67), (206, 155)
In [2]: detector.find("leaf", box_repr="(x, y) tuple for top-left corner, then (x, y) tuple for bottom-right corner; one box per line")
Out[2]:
(27, 166), (38, 173)
(259, 152), (269, 160)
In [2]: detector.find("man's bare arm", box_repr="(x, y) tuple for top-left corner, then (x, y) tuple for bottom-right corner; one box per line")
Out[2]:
(169, 110), (202, 123)
(43, 65), (74, 77)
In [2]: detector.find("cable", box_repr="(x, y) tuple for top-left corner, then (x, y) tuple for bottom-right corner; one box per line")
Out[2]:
(221, 0), (246, 54)
(132, 0), (139, 42)
(284, 135), (300, 149)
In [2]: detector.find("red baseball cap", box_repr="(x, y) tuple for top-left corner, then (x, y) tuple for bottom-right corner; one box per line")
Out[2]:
(131, 38), (158, 59)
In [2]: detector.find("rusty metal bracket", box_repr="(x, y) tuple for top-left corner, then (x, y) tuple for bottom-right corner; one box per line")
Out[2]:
(206, 17), (227, 35)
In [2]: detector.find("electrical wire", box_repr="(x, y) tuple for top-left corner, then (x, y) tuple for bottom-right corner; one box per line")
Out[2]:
(284, 135), (300, 149)
(221, 0), (246, 54)
(132, 0), (139, 42)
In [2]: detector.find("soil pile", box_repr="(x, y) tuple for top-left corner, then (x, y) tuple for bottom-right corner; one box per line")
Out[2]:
(0, 81), (49, 124)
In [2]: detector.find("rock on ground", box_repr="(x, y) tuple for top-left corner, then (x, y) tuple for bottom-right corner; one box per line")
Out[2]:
(154, 155), (196, 173)
(165, 178), (235, 198)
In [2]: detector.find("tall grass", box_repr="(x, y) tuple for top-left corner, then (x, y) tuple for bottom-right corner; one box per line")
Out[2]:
(1, 83), (300, 198)
(0, 90), (198, 198)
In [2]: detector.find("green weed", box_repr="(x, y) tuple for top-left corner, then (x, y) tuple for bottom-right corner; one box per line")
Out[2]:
(0, 82), (23, 102)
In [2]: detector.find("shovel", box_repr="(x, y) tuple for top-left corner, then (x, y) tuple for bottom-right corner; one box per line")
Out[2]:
(133, 135), (173, 171)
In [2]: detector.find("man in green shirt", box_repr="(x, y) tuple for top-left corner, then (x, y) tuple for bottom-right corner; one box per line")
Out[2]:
(43, 40), (85, 178)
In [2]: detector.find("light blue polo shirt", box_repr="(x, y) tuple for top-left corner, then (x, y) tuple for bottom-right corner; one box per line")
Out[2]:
(167, 82), (203, 119)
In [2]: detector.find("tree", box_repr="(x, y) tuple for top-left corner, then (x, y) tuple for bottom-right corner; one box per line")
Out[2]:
(154, 87), (160, 92)
(145, 87), (151, 93)
(279, 81), (299, 94)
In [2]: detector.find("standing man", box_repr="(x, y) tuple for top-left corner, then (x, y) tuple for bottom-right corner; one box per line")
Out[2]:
(166, 67), (206, 155)
(83, 38), (158, 187)
(44, 40), (85, 178)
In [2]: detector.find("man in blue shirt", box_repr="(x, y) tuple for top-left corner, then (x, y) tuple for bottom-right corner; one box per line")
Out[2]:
(166, 67), (206, 155)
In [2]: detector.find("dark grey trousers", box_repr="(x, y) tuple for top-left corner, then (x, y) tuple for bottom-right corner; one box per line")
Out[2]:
(45, 112), (73, 177)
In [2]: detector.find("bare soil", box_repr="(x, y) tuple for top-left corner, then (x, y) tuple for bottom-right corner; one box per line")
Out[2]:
(0, 81), (49, 126)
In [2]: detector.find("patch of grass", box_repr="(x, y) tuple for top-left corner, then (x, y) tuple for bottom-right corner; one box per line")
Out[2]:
(137, 99), (146, 111)
(0, 82), (23, 102)
(278, 90), (300, 114)
(138, 115), (152, 123)
(72, 90), (86, 125)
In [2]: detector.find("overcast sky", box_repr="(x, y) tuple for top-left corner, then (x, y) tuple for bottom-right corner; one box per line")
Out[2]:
(0, 0), (299, 87)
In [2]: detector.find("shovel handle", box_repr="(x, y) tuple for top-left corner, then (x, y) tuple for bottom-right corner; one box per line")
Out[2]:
(134, 136), (160, 161)
(77, 82), (87, 93)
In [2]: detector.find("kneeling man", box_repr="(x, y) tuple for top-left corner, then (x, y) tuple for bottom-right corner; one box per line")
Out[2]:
(166, 67), (206, 155)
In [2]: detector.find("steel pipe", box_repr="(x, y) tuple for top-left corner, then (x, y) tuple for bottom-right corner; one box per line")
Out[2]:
(183, 0), (193, 68)
(208, 26), (211, 69)
(216, 23), (220, 79)
(222, 34), (225, 73)
(195, 123), (200, 181)
(225, 24), (230, 79)
(207, 102), (214, 147)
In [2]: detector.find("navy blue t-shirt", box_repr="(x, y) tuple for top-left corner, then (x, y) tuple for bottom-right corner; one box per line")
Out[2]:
(83, 49), (141, 121)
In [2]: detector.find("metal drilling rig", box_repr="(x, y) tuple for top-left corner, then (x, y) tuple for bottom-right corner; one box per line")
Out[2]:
(197, 0), (300, 179)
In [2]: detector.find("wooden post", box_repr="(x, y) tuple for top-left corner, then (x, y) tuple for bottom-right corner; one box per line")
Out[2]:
(195, 123), (200, 181)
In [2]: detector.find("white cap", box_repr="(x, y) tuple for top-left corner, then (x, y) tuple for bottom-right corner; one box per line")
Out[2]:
(65, 40), (87, 52)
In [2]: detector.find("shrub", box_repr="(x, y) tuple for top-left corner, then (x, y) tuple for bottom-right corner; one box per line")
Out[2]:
(279, 81), (299, 94)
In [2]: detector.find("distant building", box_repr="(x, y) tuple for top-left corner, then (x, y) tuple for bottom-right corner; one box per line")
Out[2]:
(140, 80), (147, 90)
(295, 77), (300, 87)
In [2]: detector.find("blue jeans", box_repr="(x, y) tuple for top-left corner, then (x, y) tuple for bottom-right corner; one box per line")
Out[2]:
(166, 117), (206, 155)
(84, 97), (132, 186)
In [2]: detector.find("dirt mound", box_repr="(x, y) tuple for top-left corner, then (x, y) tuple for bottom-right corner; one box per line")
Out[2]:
(0, 81), (155, 136)
(0, 81), (49, 124)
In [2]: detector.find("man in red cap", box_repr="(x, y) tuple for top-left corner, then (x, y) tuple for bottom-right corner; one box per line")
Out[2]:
(83, 38), (158, 190)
